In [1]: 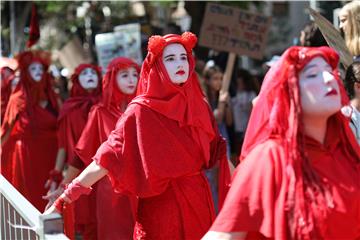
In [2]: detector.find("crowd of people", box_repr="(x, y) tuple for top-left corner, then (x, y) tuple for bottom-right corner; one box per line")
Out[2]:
(1, 1), (359, 240)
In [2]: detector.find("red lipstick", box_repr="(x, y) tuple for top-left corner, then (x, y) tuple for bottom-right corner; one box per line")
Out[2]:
(176, 70), (185, 75)
(325, 89), (338, 96)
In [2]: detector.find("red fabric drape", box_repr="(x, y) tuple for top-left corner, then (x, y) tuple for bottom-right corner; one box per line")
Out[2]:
(1, 67), (15, 124)
(27, 3), (40, 48)
(1, 51), (59, 211)
(57, 64), (102, 163)
(56, 63), (102, 239)
(72, 57), (140, 239)
(210, 47), (360, 239)
(93, 32), (230, 239)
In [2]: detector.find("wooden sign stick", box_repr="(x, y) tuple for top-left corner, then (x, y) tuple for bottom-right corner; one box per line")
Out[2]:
(221, 52), (236, 93)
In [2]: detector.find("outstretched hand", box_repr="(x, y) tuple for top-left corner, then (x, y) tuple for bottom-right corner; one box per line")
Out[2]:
(43, 184), (65, 211)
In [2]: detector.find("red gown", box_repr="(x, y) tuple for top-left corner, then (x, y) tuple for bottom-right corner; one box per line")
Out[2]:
(1, 51), (59, 211)
(210, 133), (360, 239)
(71, 57), (140, 240)
(210, 47), (360, 239)
(56, 64), (101, 239)
(92, 33), (231, 239)
(94, 103), (229, 240)
(1, 67), (15, 123)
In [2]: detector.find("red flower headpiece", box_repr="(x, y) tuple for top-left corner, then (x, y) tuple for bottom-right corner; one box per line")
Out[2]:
(146, 32), (197, 67)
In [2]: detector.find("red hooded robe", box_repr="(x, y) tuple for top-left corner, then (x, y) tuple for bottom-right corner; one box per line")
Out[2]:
(92, 32), (231, 240)
(57, 64), (102, 239)
(1, 51), (60, 211)
(70, 57), (140, 239)
(1, 67), (15, 123)
(210, 47), (360, 239)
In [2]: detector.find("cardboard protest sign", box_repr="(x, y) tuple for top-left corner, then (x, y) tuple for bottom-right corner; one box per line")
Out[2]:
(95, 23), (142, 72)
(56, 37), (92, 75)
(199, 3), (272, 60)
(308, 7), (352, 68)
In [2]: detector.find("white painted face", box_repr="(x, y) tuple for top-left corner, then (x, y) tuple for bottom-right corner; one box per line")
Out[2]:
(78, 67), (99, 90)
(28, 62), (44, 82)
(162, 43), (189, 85)
(299, 57), (341, 118)
(116, 67), (139, 94)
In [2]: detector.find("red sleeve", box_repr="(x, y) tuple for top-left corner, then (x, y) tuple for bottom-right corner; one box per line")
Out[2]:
(210, 139), (287, 239)
(75, 106), (105, 166)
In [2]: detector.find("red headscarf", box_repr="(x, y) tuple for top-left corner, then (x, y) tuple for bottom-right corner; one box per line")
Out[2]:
(240, 46), (360, 238)
(132, 32), (216, 163)
(57, 64), (102, 165)
(2, 51), (59, 134)
(100, 57), (140, 116)
(58, 64), (102, 121)
(75, 57), (140, 166)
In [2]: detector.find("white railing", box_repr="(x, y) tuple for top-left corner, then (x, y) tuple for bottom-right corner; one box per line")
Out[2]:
(0, 174), (68, 240)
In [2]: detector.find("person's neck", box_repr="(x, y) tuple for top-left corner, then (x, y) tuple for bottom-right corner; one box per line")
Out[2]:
(302, 115), (329, 145)
(351, 97), (360, 112)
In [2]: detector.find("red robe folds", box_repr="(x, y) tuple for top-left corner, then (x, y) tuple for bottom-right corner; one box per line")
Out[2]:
(1, 51), (60, 211)
(57, 64), (102, 238)
(93, 32), (230, 239)
(72, 57), (140, 240)
(210, 47), (360, 239)
(1, 67), (15, 123)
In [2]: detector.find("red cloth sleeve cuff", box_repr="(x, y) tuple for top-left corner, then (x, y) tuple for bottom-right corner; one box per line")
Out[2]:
(93, 142), (122, 190)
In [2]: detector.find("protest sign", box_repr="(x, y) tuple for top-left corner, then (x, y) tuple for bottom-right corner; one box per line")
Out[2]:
(57, 37), (92, 75)
(199, 3), (271, 60)
(95, 23), (142, 71)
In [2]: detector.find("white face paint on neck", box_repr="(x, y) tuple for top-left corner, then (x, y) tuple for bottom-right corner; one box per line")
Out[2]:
(116, 67), (139, 95)
(78, 67), (99, 90)
(162, 43), (190, 85)
(28, 62), (44, 82)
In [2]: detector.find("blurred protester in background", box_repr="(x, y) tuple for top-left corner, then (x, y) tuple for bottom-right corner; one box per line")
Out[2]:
(344, 61), (360, 144)
(339, 1), (360, 61)
(231, 69), (258, 159)
(1, 51), (60, 211)
(203, 62), (233, 212)
(1, 66), (15, 123)
(45, 63), (102, 239)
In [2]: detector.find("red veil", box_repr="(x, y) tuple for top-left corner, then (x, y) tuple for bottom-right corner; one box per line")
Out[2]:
(57, 63), (102, 163)
(132, 32), (216, 167)
(240, 46), (360, 238)
(1, 51), (59, 210)
(75, 57), (140, 166)
(2, 51), (59, 134)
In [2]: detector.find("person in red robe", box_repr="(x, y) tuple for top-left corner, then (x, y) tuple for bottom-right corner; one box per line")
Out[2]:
(45, 32), (232, 240)
(202, 47), (360, 240)
(1, 66), (15, 123)
(45, 64), (102, 239)
(1, 51), (60, 211)
(45, 57), (140, 239)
